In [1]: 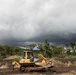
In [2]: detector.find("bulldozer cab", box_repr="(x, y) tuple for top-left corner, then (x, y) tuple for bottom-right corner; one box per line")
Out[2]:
(23, 50), (34, 62)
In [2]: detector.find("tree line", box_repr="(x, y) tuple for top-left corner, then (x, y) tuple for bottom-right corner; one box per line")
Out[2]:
(0, 39), (76, 58)
(0, 45), (22, 58)
(38, 39), (76, 58)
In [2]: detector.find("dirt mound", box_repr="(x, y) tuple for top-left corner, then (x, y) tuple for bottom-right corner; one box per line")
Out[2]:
(0, 63), (9, 69)
(49, 58), (76, 67)
(4, 55), (21, 60)
(0, 59), (13, 69)
(0, 58), (76, 75)
(0, 55), (21, 70)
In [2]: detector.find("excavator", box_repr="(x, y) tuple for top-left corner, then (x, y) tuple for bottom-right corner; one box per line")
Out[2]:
(12, 49), (54, 72)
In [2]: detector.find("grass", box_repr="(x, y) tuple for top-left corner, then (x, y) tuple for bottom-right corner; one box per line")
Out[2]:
(65, 55), (76, 59)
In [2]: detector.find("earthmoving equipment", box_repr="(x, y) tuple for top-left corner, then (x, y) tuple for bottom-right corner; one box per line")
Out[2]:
(12, 49), (54, 72)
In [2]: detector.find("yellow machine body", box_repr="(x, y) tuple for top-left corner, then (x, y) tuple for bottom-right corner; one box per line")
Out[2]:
(12, 49), (53, 72)
(19, 50), (34, 63)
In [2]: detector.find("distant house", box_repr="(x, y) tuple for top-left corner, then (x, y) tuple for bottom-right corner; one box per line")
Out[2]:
(19, 46), (39, 51)
(19, 46), (30, 50)
(64, 46), (73, 53)
(33, 46), (39, 50)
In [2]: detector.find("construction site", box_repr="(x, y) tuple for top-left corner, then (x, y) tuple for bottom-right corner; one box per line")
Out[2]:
(0, 50), (76, 75)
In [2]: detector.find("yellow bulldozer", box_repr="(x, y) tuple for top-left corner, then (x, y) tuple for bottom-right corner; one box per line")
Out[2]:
(12, 49), (54, 72)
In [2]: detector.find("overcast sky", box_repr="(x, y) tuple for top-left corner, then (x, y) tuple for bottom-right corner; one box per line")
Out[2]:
(0, 0), (76, 46)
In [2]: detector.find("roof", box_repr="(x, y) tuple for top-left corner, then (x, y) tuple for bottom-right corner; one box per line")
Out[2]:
(33, 46), (39, 50)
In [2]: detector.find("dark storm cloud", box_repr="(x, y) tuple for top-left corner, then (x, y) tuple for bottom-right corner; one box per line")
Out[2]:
(0, 0), (76, 45)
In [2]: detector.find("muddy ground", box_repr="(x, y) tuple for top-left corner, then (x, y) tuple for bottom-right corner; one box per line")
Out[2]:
(0, 58), (76, 75)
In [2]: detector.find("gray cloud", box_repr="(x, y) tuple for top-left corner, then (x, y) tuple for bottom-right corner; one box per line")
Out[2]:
(0, 0), (76, 45)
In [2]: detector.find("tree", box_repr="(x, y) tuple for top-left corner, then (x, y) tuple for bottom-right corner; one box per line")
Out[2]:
(51, 45), (64, 57)
(70, 42), (76, 55)
(38, 39), (52, 57)
(70, 42), (76, 49)
(0, 45), (22, 58)
(65, 42), (76, 56)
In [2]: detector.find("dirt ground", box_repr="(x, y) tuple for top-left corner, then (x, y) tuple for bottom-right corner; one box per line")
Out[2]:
(0, 58), (76, 75)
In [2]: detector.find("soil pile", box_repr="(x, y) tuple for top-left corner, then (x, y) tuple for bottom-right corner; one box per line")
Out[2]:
(0, 58), (76, 75)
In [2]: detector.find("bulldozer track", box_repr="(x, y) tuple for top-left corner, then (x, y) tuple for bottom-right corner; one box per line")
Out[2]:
(0, 66), (75, 75)
(0, 68), (56, 75)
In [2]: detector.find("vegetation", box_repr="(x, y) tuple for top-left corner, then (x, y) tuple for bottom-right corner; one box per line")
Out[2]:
(0, 40), (76, 59)
(0, 45), (22, 58)
(38, 39), (76, 58)
(38, 39), (51, 57)
(38, 39), (64, 58)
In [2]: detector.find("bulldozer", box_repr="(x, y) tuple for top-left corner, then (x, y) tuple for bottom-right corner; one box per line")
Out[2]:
(12, 49), (54, 72)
